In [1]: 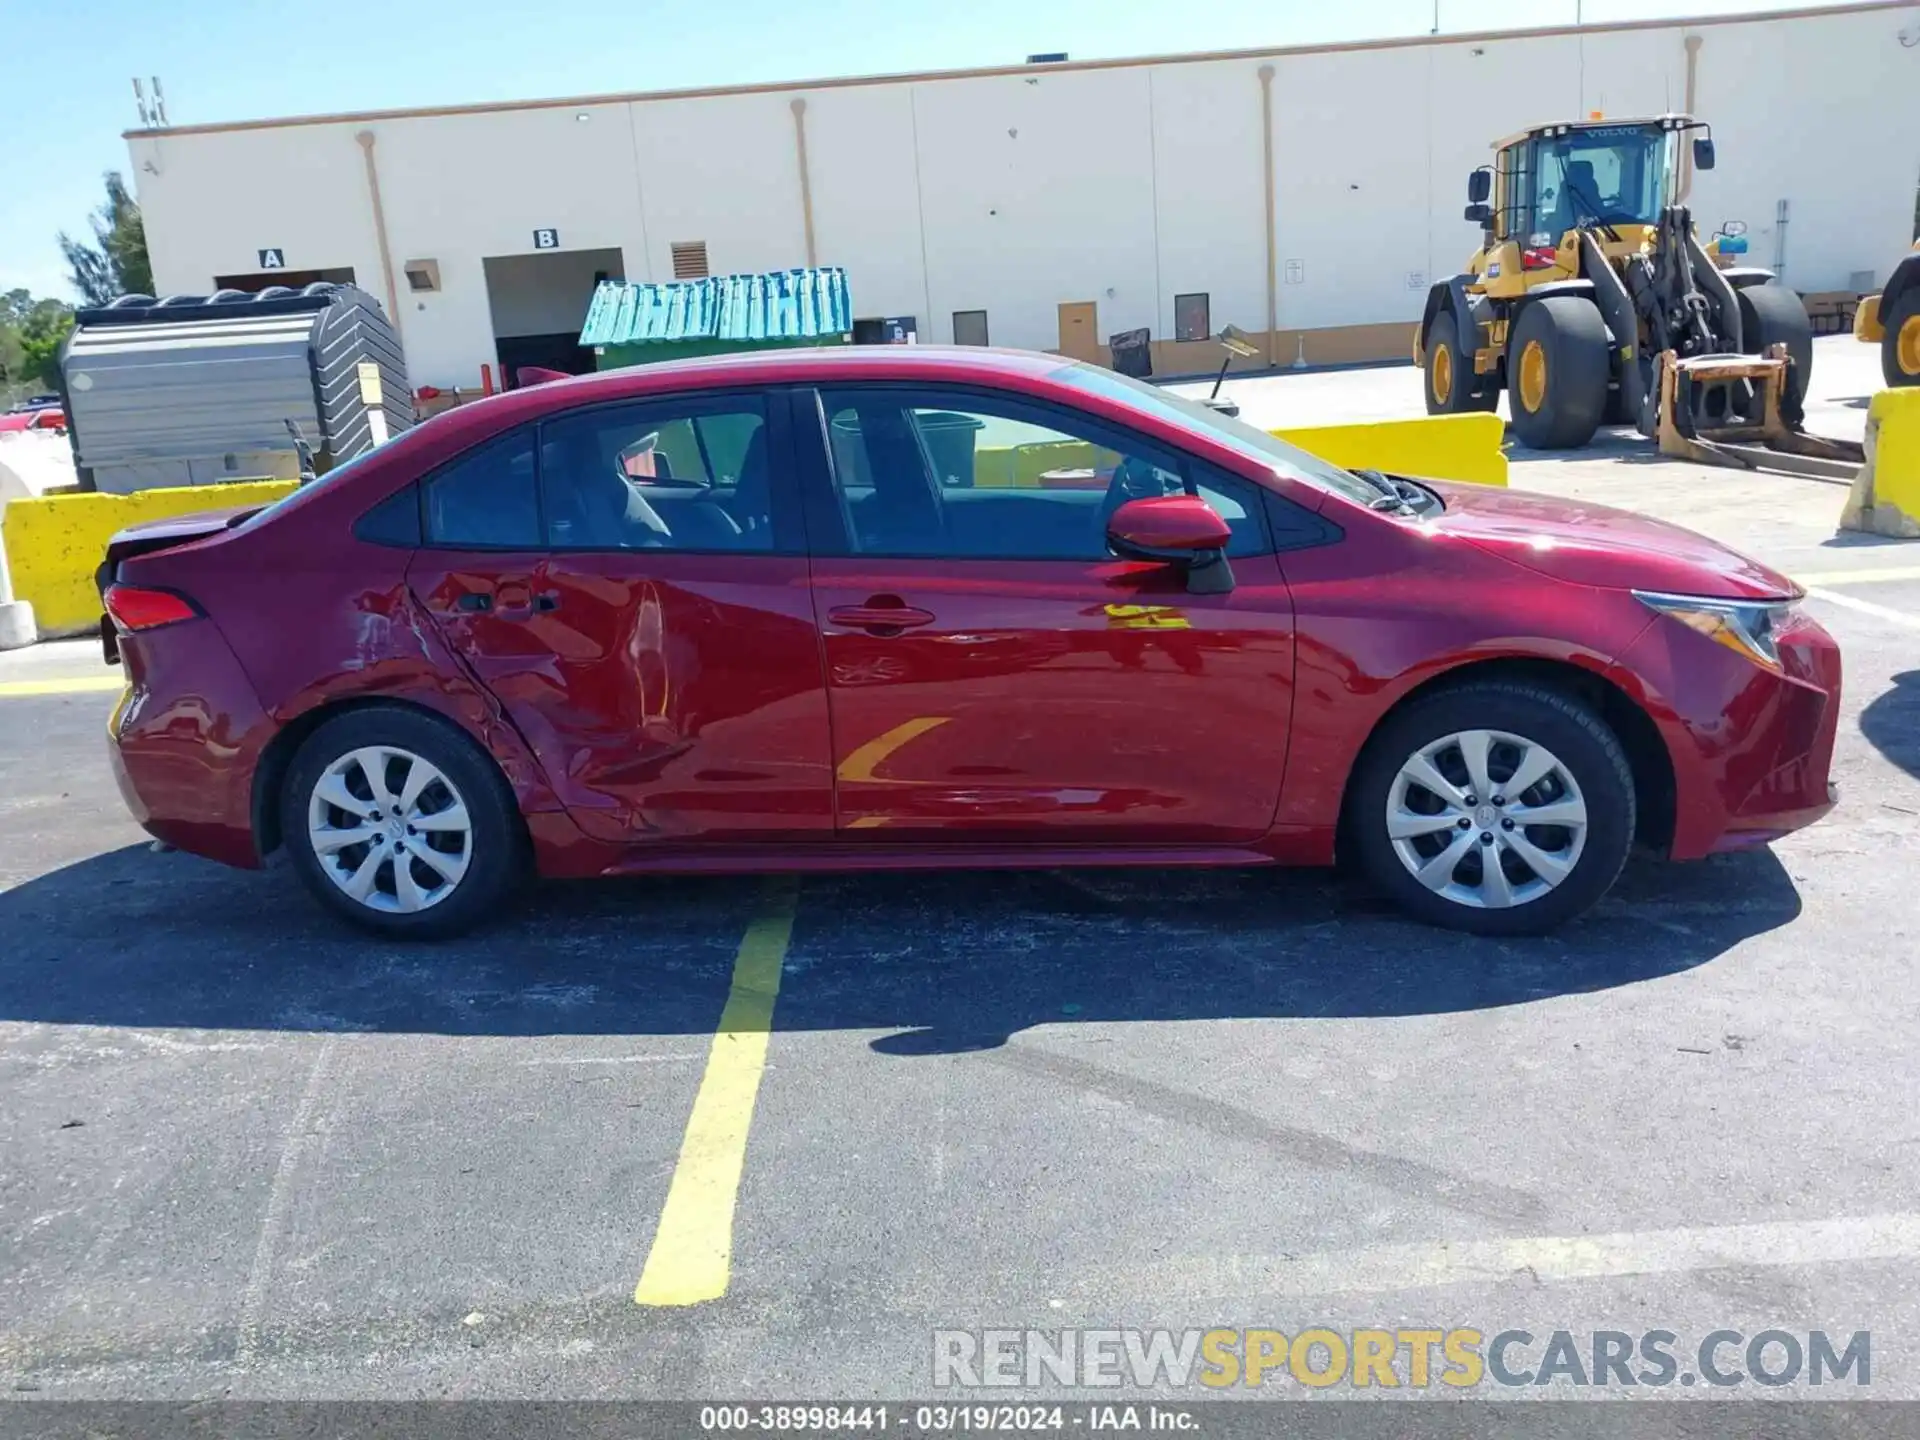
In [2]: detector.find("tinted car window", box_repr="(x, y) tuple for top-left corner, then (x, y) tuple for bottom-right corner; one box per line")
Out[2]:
(818, 389), (1266, 561)
(540, 399), (771, 552)
(355, 484), (422, 547)
(424, 432), (540, 548)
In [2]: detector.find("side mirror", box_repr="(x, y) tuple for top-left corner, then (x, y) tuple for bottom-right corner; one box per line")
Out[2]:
(1464, 202), (1493, 226)
(1692, 137), (1716, 172)
(1467, 168), (1492, 203)
(1106, 495), (1235, 593)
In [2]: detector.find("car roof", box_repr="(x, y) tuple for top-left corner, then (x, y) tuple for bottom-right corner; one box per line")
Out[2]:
(425, 345), (1079, 441)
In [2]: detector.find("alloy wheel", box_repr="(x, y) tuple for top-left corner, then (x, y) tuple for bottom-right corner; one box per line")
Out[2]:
(307, 745), (473, 914)
(1385, 728), (1588, 910)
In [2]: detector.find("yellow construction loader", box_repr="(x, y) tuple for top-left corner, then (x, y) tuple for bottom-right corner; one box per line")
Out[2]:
(1853, 239), (1920, 388)
(1416, 113), (1863, 478)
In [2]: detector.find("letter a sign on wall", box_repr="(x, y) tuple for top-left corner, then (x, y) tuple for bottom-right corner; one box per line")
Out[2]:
(258, 248), (286, 269)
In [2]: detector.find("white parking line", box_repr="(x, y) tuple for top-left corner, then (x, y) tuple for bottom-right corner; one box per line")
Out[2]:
(1804, 587), (1920, 630)
(1069, 1212), (1920, 1303)
(1792, 564), (1920, 587)
(518, 1054), (702, 1067)
(235, 1036), (341, 1364)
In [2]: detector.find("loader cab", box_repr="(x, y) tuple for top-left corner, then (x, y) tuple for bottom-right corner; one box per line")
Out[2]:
(1480, 117), (1710, 245)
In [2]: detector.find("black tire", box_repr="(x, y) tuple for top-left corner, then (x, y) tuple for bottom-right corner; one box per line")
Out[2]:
(1348, 681), (1635, 936)
(1505, 296), (1610, 449)
(282, 705), (528, 939)
(1737, 281), (1814, 413)
(1423, 311), (1498, 415)
(1882, 288), (1920, 389)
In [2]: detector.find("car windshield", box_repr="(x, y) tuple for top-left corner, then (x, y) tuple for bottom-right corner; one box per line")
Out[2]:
(1049, 363), (1384, 507)
(1533, 124), (1669, 229)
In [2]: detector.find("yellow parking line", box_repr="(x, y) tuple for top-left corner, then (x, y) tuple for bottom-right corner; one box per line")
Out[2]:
(1792, 564), (1920, 587)
(634, 876), (799, 1307)
(0, 676), (127, 698)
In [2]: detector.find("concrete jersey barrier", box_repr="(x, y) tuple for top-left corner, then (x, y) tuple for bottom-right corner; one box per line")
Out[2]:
(1, 481), (298, 637)
(1840, 388), (1920, 539)
(1271, 413), (1509, 490)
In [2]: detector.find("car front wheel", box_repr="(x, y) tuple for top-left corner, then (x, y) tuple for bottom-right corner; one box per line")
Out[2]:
(1350, 682), (1636, 935)
(282, 706), (527, 938)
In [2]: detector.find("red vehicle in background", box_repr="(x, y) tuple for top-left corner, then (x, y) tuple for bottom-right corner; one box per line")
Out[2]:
(99, 347), (1838, 938)
(0, 405), (66, 434)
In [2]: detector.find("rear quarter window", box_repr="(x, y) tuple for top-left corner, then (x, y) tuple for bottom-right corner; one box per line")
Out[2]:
(354, 484), (422, 547)
(424, 432), (541, 549)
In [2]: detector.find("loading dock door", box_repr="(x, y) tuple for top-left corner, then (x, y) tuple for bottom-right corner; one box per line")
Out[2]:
(214, 267), (357, 293)
(484, 247), (624, 387)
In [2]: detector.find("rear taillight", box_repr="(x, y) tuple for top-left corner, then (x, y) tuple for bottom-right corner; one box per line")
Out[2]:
(1521, 247), (1561, 270)
(104, 584), (200, 633)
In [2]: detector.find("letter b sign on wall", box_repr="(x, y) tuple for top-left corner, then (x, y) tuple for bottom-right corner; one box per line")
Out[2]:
(532, 229), (560, 250)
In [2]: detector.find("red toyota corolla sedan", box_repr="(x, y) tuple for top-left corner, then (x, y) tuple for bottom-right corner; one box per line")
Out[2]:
(99, 346), (1839, 938)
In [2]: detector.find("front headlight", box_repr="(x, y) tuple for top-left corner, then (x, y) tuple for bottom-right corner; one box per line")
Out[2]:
(1634, 590), (1794, 670)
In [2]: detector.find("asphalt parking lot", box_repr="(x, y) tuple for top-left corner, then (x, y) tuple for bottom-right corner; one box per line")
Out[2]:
(4, 335), (1919, 1405)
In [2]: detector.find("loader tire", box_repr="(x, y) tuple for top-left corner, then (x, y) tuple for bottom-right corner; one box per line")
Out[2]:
(1506, 296), (1609, 450)
(1737, 281), (1815, 416)
(1882, 289), (1920, 389)
(1424, 312), (1499, 415)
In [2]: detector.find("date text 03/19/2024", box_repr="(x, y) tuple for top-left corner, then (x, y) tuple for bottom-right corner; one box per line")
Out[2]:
(697, 1404), (1196, 1433)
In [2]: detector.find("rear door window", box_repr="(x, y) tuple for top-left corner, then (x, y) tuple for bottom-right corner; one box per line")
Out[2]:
(538, 397), (773, 552)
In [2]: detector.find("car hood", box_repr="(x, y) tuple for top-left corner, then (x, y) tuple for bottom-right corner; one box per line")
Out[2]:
(1423, 481), (1798, 600)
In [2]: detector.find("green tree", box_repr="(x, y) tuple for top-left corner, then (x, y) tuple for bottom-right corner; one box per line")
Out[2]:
(58, 171), (152, 307)
(0, 289), (74, 397)
(18, 304), (73, 389)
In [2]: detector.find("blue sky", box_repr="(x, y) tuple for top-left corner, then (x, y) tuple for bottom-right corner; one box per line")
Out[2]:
(0, 0), (1842, 301)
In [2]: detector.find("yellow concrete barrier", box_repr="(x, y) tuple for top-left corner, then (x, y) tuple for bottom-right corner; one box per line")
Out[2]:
(1, 481), (296, 636)
(1840, 387), (1920, 539)
(1273, 413), (1509, 488)
(970, 413), (1509, 491)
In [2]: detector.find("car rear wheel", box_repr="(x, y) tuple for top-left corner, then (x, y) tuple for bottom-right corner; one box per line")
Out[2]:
(1350, 682), (1635, 935)
(283, 706), (527, 938)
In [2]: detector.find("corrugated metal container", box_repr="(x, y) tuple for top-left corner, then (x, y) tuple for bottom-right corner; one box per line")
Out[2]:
(581, 267), (852, 367)
(61, 284), (412, 494)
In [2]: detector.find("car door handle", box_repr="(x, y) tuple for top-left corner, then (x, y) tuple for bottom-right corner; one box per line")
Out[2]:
(828, 602), (936, 634)
(493, 590), (561, 622)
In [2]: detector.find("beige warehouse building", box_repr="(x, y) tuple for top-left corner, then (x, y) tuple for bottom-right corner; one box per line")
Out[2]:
(127, 0), (1920, 391)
